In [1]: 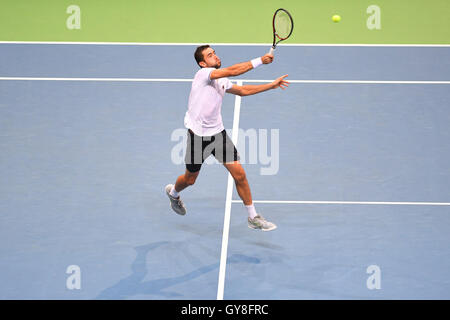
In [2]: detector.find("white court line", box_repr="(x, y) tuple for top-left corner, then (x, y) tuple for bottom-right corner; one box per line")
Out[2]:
(217, 80), (242, 301)
(239, 80), (450, 85)
(0, 77), (192, 82)
(231, 200), (450, 206)
(1, 77), (449, 84)
(1, 41), (450, 47)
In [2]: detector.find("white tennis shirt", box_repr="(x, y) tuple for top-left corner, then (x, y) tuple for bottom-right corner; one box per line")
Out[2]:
(184, 67), (234, 136)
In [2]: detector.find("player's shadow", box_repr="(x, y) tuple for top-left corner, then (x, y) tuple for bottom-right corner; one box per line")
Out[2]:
(96, 241), (260, 299)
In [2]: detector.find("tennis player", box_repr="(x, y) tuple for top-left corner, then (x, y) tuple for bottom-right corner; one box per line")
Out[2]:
(165, 45), (289, 231)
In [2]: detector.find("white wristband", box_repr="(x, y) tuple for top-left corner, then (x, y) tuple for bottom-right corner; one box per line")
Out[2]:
(251, 57), (263, 68)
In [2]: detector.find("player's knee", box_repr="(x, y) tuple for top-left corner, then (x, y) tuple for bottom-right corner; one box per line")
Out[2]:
(233, 170), (247, 185)
(185, 173), (198, 186)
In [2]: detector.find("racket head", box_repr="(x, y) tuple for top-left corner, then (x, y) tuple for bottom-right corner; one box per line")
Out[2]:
(272, 8), (294, 47)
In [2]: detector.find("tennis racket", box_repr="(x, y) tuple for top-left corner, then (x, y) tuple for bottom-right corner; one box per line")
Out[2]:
(269, 8), (294, 55)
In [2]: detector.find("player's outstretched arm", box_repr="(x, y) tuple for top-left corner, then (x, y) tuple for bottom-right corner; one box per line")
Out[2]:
(226, 75), (289, 96)
(210, 53), (274, 80)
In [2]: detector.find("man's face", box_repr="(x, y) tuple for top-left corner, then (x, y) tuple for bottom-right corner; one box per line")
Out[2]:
(200, 47), (221, 69)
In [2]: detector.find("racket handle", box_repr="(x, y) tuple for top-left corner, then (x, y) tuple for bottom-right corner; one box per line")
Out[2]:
(269, 47), (275, 55)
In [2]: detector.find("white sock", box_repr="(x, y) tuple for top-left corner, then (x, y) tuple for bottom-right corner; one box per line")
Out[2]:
(245, 204), (258, 219)
(170, 185), (179, 198)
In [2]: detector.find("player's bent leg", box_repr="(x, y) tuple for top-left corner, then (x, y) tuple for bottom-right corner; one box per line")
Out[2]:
(165, 183), (187, 215)
(165, 169), (199, 216)
(175, 169), (200, 192)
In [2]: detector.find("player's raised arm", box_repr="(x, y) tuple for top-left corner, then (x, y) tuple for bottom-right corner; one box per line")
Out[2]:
(226, 74), (289, 96)
(210, 53), (274, 80)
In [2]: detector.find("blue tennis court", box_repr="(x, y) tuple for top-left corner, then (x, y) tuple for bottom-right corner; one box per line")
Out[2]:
(0, 43), (449, 299)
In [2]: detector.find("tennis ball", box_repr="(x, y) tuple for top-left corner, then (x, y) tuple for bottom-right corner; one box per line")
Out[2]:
(332, 15), (341, 23)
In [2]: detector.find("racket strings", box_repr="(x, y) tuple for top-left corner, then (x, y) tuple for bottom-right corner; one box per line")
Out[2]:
(274, 11), (293, 40)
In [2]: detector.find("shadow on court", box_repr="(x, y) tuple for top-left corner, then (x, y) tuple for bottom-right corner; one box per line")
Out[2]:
(96, 241), (260, 299)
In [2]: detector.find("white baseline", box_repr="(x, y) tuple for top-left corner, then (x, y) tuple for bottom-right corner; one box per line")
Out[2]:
(231, 200), (450, 206)
(1, 77), (449, 85)
(1, 41), (450, 47)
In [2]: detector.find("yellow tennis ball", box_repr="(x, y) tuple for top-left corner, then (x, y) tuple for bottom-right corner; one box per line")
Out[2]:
(332, 15), (341, 23)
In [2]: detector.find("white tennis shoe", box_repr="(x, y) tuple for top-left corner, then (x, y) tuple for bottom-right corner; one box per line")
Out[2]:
(165, 184), (186, 216)
(248, 214), (277, 231)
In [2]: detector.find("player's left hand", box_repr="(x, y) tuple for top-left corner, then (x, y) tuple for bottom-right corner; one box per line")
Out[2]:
(271, 74), (289, 89)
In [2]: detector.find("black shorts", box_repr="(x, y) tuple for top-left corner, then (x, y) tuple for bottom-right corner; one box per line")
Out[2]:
(185, 129), (240, 172)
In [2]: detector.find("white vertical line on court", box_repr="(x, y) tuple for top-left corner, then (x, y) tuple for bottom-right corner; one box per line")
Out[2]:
(217, 80), (243, 300)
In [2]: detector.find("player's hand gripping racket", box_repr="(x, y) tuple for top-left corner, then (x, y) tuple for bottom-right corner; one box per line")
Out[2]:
(269, 8), (294, 55)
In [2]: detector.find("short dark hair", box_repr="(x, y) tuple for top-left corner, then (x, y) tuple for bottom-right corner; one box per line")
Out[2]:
(194, 45), (210, 67)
